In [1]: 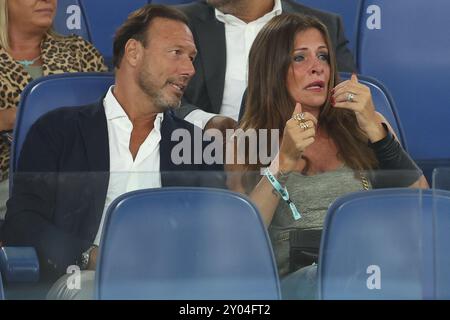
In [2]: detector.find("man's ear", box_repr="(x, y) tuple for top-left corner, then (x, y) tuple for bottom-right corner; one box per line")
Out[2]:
(123, 39), (143, 68)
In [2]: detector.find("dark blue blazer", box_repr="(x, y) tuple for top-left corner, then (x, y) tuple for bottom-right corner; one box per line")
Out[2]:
(2, 100), (224, 280)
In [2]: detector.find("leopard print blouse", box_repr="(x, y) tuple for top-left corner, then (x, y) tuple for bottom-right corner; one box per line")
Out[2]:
(0, 33), (108, 181)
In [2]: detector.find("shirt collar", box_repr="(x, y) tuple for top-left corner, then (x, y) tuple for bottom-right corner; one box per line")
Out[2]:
(103, 85), (164, 131)
(214, 0), (282, 25)
(104, 85), (128, 120)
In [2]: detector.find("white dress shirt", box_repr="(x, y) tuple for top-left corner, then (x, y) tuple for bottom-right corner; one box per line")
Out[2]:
(184, 0), (282, 127)
(94, 86), (163, 245)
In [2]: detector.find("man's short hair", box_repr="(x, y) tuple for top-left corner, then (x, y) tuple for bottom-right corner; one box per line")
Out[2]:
(112, 4), (189, 69)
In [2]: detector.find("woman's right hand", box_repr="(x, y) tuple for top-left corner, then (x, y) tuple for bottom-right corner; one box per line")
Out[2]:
(0, 108), (17, 131)
(279, 102), (317, 172)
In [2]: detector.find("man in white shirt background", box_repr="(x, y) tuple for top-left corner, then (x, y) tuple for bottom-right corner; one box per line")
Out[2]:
(176, 0), (356, 132)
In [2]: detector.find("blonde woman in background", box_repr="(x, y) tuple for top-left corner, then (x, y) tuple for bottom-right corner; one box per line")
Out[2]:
(0, 0), (107, 218)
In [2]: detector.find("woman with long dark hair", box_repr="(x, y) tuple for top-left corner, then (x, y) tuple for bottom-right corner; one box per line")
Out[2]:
(226, 13), (427, 298)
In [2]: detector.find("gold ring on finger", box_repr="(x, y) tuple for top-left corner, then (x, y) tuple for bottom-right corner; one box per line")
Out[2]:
(299, 122), (308, 130)
(293, 113), (305, 122)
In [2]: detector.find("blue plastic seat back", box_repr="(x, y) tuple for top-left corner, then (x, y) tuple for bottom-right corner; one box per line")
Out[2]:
(357, 1), (450, 165)
(318, 189), (436, 299)
(340, 72), (406, 148)
(53, 0), (90, 40)
(294, 0), (362, 52)
(11, 73), (114, 177)
(80, 0), (149, 67)
(96, 187), (281, 300)
(0, 247), (40, 283)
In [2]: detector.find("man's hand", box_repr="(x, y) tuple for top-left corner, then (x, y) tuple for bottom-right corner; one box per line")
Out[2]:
(204, 115), (237, 136)
(87, 246), (98, 271)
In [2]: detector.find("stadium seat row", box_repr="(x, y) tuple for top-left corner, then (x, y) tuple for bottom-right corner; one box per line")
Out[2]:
(2, 187), (450, 299)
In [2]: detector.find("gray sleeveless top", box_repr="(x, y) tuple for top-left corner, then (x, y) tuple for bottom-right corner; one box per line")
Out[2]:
(268, 166), (371, 277)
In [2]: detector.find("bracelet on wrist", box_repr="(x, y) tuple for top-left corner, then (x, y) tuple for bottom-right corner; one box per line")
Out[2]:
(263, 167), (301, 220)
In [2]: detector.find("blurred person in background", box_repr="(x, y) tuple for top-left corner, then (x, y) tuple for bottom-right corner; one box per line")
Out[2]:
(0, 0), (107, 218)
(175, 0), (356, 134)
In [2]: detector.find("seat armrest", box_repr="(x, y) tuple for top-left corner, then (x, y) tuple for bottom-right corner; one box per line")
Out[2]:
(0, 247), (39, 283)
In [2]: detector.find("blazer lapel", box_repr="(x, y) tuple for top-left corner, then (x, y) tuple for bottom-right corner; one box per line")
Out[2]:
(160, 112), (176, 175)
(194, 9), (226, 113)
(161, 112), (181, 187)
(160, 111), (200, 187)
(77, 100), (110, 239)
(78, 100), (110, 172)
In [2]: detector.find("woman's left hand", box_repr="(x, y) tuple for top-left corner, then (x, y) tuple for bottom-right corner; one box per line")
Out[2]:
(331, 74), (386, 142)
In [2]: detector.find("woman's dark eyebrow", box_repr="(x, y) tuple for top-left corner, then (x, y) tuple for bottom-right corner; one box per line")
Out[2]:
(293, 45), (328, 51)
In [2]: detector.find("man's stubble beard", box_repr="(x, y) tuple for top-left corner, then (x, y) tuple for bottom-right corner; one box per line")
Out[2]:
(137, 68), (181, 112)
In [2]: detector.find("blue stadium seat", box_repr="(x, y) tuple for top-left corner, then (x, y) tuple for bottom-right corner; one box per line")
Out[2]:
(318, 188), (450, 299)
(54, 1), (149, 67)
(11, 73), (114, 187)
(356, 0), (450, 179)
(340, 72), (406, 148)
(53, 0), (90, 40)
(0, 247), (39, 283)
(6, 73), (113, 298)
(80, 0), (149, 67)
(96, 187), (281, 299)
(294, 0), (362, 53)
(0, 247), (40, 300)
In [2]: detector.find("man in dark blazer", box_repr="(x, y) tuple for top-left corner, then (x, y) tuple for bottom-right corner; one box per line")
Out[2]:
(175, 0), (356, 129)
(1, 5), (223, 298)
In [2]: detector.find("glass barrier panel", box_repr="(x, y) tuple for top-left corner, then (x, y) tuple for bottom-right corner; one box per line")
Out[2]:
(1, 169), (431, 299)
(432, 185), (450, 299)
(432, 167), (450, 191)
